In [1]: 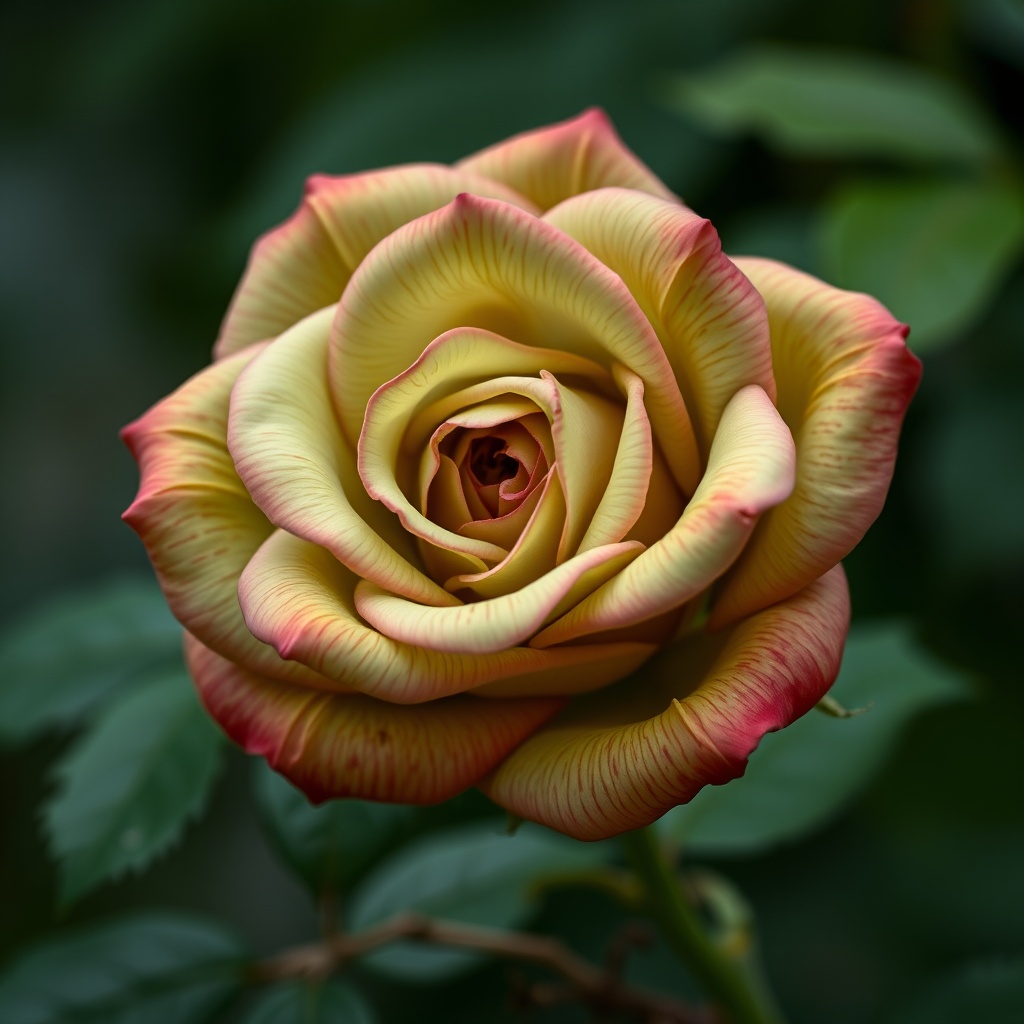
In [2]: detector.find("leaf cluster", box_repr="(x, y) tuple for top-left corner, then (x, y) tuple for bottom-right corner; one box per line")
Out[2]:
(0, 578), (977, 1022)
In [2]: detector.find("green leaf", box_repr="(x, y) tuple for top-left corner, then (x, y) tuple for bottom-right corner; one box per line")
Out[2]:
(243, 980), (376, 1024)
(820, 177), (1024, 350)
(0, 912), (247, 1024)
(664, 46), (1000, 164)
(252, 761), (415, 896)
(721, 206), (822, 276)
(658, 623), (969, 855)
(348, 820), (610, 981)
(891, 958), (1024, 1024)
(43, 670), (224, 907)
(967, 0), (1024, 71)
(0, 577), (183, 747)
(921, 391), (1024, 570)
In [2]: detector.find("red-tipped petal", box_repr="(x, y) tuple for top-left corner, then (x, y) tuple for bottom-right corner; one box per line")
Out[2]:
(481, 565), (850, 840)
(456, 108), (676, 212)
(545, 188), (774, 463)
(185, 632), (565, 804)
(709, 259), (921, 628)
(215, 164), (538, 358)
(122, 346), (332, 688)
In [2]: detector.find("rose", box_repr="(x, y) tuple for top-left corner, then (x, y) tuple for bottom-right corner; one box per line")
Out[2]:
(123, 110), (920, 840)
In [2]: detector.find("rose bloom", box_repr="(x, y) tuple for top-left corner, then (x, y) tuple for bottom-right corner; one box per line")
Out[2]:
(123, 110), (920, 840)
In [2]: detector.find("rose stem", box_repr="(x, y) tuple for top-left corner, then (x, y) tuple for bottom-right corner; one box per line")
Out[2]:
(620, 826), (786, 1024)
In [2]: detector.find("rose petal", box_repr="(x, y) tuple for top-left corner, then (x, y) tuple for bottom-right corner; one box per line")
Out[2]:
(226, 307), (459, 607)
(576, 366), (654, 553)
(424, 453), (477, 533)
(456, 108), (676, 212)
(417, 452), (493, 584)
(458, 475), (547, 551)
(544, 188), (775, 460)
(447, 470), (565, 601)
(625, 437), (688, 550)
(237, 529), (656, 700)
(531, 384), (795, 647)
(481, 565), (850, 840)
(122, 346), (338, 689)
(185, 631), (566, 804)
(449, 421), (538, 519)
(355, 541), (646, 655)
(215, 165), (539, 359)
(329, 192), (697, 492)
(709, 259), (922, 628)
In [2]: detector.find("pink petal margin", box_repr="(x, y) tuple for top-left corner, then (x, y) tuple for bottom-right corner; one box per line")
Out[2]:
(185, 633), (566, 805)
(214, 165), (538, 360)
(456, 108), (676, 212)
(709, 259), (922, 628)
(480, 565), (850, 840)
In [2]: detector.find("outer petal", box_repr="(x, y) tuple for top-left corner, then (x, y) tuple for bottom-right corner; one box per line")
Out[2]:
(456, 108), (677, 211)
(544, 188), (775, 458)
(481, 566), (850, 840)
(330, 192), (698, 492)
(215, 165), (539, 358)
(709, 259), (922, 628)
(531, 385), (794, 648)
(227, 307), (458, 607)
(185, 632), (565, 804)
(122, 347), (332, 689)
(238, 530), (658, 701)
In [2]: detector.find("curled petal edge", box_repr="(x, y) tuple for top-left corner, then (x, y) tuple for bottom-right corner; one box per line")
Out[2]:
(456, 107), (677, 211)
(185, 632), (566, 805)
(481, 565), (850, 841)
(215, 164), (539, 359)
(709, 258), (922, 628)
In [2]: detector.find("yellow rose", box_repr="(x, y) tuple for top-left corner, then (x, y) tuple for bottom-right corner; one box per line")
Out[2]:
(123, 110), (920, 840)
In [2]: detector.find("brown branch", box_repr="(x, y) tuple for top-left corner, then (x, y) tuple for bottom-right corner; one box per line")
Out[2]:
(254, 911), (713, 1023)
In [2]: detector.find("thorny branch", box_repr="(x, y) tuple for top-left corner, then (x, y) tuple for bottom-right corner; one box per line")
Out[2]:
(253, 911), (714, 1023)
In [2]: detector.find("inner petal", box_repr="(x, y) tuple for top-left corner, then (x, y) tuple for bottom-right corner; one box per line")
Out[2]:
(458, 474), (548, 551)
(411, 372), (626, 564)
(447, 469), (566, 602)
(417, 397), (541, 524)
(420, 409), (555, 588)
(358, 325), (610, 511)
(530, 385), (795, 648)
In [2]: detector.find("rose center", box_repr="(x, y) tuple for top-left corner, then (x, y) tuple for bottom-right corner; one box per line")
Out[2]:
(468, 436), (520, 486)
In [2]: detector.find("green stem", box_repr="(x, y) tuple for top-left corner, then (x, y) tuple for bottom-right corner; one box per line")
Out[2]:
(620, 827), (785, 1024)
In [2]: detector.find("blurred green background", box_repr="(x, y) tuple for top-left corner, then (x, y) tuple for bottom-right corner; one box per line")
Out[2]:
(1, 0), (1022, 1021)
